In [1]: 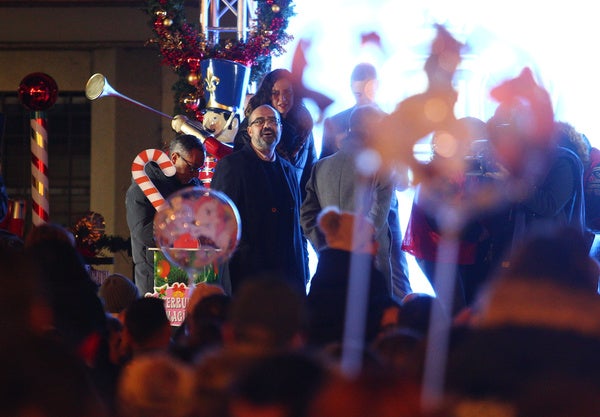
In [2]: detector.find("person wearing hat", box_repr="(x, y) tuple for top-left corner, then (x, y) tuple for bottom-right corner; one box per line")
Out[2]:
(98, 273), (140, 318)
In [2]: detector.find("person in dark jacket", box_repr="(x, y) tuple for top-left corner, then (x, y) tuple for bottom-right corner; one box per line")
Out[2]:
(482, 100), (587, 272)
(234, 68), (316, 202)
(212, 104), (308, 295)
(126, 134), (205, 295)
(307, 206), (393, 348)
(320, 62), (379, 159)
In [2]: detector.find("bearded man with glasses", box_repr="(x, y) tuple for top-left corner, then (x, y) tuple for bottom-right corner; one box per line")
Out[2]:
(211, 104), (309, 296)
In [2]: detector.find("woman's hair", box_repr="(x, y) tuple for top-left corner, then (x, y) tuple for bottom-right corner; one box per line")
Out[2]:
(245, 69), (313, 136)
(245, 69), (293, 118)
(554, 121), (590, 167)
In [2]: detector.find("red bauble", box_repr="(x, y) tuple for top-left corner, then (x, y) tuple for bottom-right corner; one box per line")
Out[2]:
(18, 72), (58, 111)
(173, 232), (199, 249)
(157, 259), (171, 279)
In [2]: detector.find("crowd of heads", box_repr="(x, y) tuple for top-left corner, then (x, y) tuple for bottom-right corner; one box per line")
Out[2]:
(0, 217), (423, 417)
(5, 212), (599, 417)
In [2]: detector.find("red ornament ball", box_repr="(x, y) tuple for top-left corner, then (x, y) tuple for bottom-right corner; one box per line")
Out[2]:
(157, 259), (171, 279)
(18, 72), (58, 111)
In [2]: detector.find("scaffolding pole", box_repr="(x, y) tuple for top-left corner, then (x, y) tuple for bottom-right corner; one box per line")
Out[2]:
(199, 0), (256, 44)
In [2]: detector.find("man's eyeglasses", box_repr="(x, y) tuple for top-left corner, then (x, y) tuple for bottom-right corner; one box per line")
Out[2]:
(249, 117), (281, 128)
(179, 154), (203, 173)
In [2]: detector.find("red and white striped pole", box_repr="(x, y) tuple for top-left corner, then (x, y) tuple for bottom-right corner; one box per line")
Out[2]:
(30, 114), (50, 225)
(18, 73), (58, 226)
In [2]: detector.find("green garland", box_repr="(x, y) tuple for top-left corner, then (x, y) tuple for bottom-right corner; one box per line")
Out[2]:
(145, 0), (296, 117)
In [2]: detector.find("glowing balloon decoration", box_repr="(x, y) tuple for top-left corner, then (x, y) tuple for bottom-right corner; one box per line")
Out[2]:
(153, 186), (241, 280)
(18, 72), (58, 111)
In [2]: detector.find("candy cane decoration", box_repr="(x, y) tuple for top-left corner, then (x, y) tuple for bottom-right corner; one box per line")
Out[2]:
(30, 115), (49, 225)
(131, 149), (176, 211)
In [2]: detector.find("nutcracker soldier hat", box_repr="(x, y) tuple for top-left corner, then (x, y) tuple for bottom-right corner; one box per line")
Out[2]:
(201, 58), (250, 115)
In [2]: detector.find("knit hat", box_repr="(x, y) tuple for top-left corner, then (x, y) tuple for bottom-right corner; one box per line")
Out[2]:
(317, 206), (376, 254)
(98, 273), (139, 314)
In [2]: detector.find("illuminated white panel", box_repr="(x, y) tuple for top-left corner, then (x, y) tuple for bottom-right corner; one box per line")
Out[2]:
(273, 0), (599, 295)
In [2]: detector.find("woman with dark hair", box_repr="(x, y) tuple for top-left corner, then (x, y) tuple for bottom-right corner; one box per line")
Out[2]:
(234, 68), (316, 200)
